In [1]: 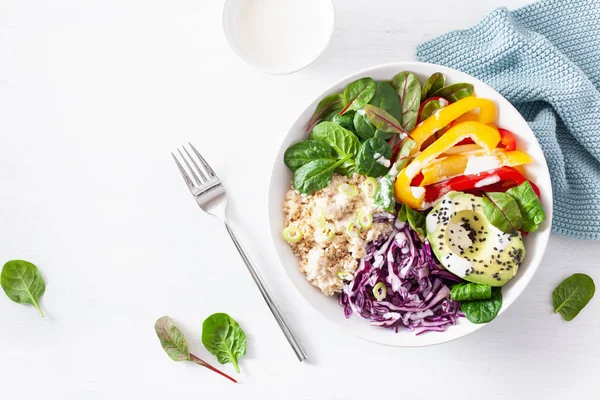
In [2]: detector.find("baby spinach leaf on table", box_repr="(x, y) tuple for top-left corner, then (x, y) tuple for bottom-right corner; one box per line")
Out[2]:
(419, 98), (447, 123)
(450, 283), (492, 301)
(353, 111), (376, 140)
(340, 77), (376, 115)
(355, 137), (392, 178)
(432, 83), (474, 103)
(421, 72), (445, 100)
(154, 316), (237, 383)
(482, 192), (523, 233)
(306, 93), (343, 132)
(1, 260), (46, 317)
(369, 81), (403, 122)
(406, 205), (427, 241)
(293, 157), (349, 194)
(461, 287), (503, 324)
(391, 71), (421, 132)
(202, 313), (247, 374)
(364, 104), (406, 135)
(310, 121), (360, 160)
(506, 181), (546, 232)
(552, 274), (595, 321)
(332, 112), (355, 131)
(284, 140), (334, 171)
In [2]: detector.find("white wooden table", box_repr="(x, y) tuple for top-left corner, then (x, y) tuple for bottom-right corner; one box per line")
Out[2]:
(1, 1), (598, 398)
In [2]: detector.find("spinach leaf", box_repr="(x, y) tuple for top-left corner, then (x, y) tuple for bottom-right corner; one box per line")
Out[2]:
(397, 204), (408, 222)
(340, 77), (376, 115)
(306, 93), (343, 132)
(506, 181), (546, 232)
(374, 141), (413, 212)
(432, 83), (474, 103)
(391, 71), (421, 132)
(202, 313), (247, 374)
(1, 260), (46, 317)
(450, 283), (492, 301)
(355, 137), (392, 178)
(406, 205), (426, 241)
(419, 97), (447, 123)
(461, 287), (503, 324)
(374, 129), (394, 141)
(310, 121), (360, 160)
(375, 176), (395, 212)
(332, 112), (355, 131)
(421, 72), (445, 100)
(284, 140), (334, 171)
(293, 157), (348, 194)
(353, 111), (376, 140)
(399, 137), (417, 159)
(552, 274), (595, 321)
(369, 81), (403, 122)
(322, 108), (342, 122)
(482, 192), (523, 233)
(154, 316), (237, 383)
(364, 104), (406, 135)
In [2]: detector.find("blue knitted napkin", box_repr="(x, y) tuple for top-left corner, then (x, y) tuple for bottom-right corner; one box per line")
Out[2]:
(416, 0), (600, 240)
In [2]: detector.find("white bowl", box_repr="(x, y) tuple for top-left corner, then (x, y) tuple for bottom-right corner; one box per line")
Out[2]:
(268, 62), (553, 346)
(222, 0), (335, 75)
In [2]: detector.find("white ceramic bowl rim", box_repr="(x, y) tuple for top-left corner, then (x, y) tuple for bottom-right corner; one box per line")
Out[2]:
(268, 62), (553, 346)
(222, 0), (336, 75)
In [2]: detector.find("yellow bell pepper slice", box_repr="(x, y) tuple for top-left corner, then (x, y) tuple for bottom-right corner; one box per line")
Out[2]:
(453, 112), (479, 124)
(420, 150), (532, 186)
(395, 121), (500, 209)
(411, 97), (496, 153)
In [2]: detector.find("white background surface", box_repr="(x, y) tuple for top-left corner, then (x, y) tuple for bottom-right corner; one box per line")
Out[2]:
(0, 1), (598, 399)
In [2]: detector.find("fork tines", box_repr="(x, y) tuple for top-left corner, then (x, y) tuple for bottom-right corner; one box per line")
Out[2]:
(171, 143), (216, 191)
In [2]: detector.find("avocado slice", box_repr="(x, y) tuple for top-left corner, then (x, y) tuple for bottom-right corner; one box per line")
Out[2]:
(426, 192), (525, 286)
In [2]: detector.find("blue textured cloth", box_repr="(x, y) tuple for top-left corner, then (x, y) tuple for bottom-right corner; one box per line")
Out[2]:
(416, 0), (600, 240)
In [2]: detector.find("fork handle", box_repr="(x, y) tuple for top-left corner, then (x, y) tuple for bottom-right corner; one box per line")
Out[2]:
(224, 222), (308, 362)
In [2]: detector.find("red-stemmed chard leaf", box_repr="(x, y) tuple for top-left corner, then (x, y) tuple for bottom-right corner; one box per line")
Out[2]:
(339, 77), (376, 115)
(305, 93), (343, 132)
(364, 104), (407, 136)
(391, 71), (422, 133)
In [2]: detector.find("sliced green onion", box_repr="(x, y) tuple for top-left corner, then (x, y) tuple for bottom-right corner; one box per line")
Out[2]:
(362, 177), (378, 198)
(373, 282), (387, 301)
(282, 226), (303, 243)
(357, 209), (373, 229)
(337, 270), (354, 281)
(338, 183), (359, 197)
(312, 206), (325, 227)
(346, 220), (361, 239)
(314, 223), (335, 244)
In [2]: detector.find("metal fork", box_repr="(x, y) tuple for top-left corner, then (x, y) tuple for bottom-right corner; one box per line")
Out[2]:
(171, 143), (307, 362)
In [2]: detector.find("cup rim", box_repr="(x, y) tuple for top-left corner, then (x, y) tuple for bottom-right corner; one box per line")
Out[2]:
(221, 0), (336, 75)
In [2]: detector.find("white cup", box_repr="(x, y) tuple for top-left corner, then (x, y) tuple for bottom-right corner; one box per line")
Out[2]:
(222, 0), (336, 74)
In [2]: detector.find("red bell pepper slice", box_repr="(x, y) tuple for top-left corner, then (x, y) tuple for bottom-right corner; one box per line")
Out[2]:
(498, 128), (517, 151)
(424, 166), (540, 204)
(455, 127), (517, 149)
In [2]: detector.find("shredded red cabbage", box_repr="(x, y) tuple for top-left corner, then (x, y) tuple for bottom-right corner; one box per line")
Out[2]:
(339, 219), (463, 335)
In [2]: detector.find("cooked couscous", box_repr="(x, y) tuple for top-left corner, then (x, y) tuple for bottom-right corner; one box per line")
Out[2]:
(283, 174), (393, 296)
